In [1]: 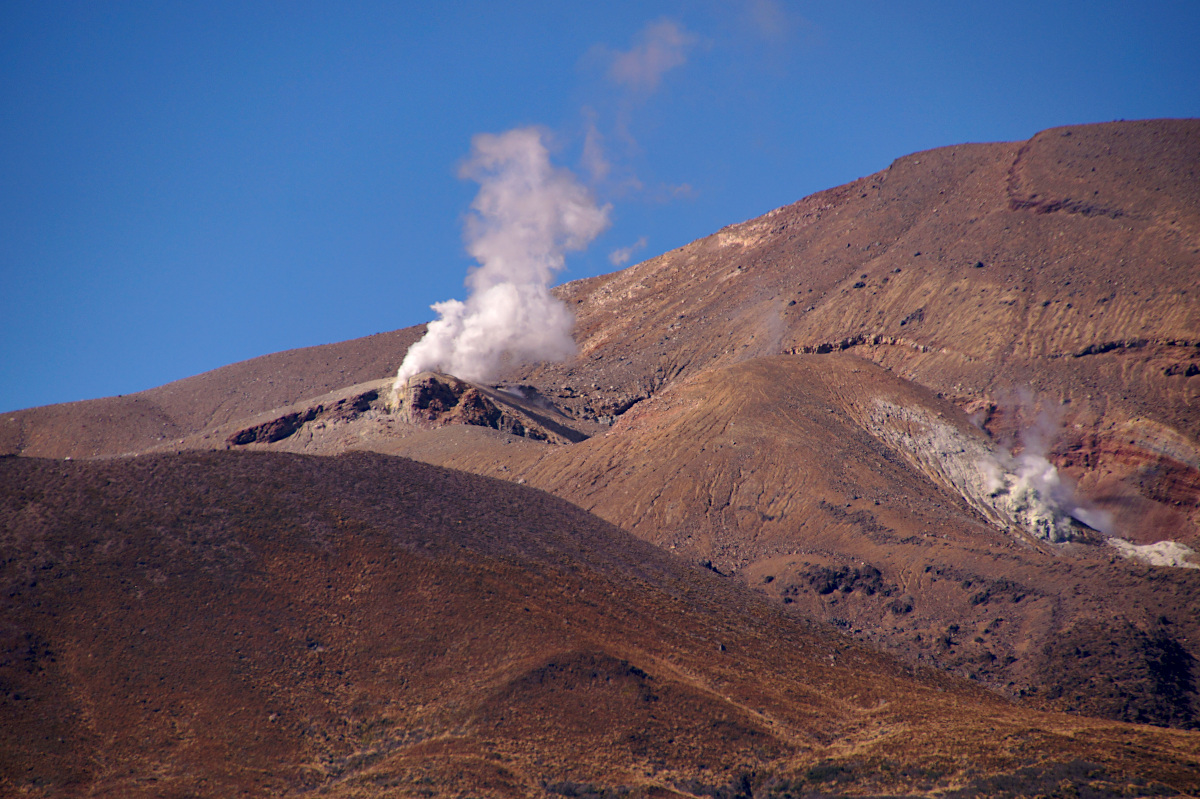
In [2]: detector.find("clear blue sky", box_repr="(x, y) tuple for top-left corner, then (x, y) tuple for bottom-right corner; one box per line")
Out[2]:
(3, 1), (1198, 412)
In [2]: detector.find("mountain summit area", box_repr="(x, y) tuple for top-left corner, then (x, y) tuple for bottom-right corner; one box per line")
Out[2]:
(3, 119), (1198, 797)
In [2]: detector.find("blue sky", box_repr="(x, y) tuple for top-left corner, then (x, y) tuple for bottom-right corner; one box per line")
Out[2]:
(2, 1), (1198, 412)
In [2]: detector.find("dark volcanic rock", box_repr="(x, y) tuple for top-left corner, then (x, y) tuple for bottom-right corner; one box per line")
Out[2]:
(397, 371), (593, 444)
(227, 389), (379, 446)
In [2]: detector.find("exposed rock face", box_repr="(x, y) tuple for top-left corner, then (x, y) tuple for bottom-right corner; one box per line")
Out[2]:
(401, 373), (532, 435)
(865, 399), (1091, 544)
(394, 371), (595, 444)
(227, 389), (379, 445)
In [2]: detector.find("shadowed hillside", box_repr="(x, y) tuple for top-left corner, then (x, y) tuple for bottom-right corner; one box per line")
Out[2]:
(3, 452), (1199, 797)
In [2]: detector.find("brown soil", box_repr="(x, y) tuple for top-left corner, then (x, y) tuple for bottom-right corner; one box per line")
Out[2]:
(2, 452), (1198, 797)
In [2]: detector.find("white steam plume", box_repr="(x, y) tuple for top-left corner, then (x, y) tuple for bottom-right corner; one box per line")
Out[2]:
(607, 19), (694, 93)
(869, 398), (1111, 544)
(609, 236), (647, 266)
(394, 128), (610, 393)
(976, 402), (1112, 541)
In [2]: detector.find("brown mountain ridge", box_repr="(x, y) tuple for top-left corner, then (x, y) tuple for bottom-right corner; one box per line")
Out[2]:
(3, 119), (1199, 795)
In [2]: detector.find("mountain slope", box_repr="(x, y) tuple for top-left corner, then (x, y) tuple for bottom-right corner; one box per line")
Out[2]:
(2, 119), (1197, 734)
(0, 329), (424, 458)
(523, 119), (1199, 544)
(375, 121), (1200, 726)
(382, 354), (1200, 727)
(3, 451), (1199, 798)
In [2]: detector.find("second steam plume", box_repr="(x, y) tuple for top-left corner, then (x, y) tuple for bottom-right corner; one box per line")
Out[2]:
(394, 128), (610, 396)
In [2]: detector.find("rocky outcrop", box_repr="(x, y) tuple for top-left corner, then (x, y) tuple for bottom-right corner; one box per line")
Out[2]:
(227, 390), (379, 445)
(395, 372), (593, 445)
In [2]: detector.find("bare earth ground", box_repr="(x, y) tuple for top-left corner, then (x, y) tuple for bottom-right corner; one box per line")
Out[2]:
(2, 452), (1198, 797)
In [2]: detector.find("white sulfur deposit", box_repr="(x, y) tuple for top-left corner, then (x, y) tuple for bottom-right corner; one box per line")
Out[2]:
(867, 399), (1096, 544)
(1107, 538), (1199, 569)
